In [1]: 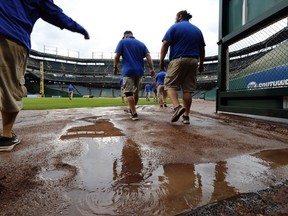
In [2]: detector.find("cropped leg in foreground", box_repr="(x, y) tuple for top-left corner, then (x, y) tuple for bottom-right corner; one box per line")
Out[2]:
(0, 38), (27, 151)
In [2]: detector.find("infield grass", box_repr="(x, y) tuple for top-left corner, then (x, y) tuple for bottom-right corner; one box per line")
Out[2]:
(23, 97), (172, 110)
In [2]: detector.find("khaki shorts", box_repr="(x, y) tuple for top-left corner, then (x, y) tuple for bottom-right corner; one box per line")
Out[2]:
(120, 87), (125, 97)
(157, 84), (167, 98)
(123, 76), (142, 95)
(164, 57), (198, 93)
(0, 37), (28, 112)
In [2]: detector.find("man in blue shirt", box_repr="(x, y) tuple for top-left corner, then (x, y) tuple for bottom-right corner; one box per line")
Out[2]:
(68, 84), (74, 100)
(160, 10), (205, 124)
(151, 82), (158, 102)
(145, 83), (151, 102)
(155, 70), (167, 108)
(114, 30), (155, 120)
(0, 0), (90, 151)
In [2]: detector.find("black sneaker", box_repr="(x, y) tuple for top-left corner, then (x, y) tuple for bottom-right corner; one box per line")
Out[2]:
(130, 113), (139, 121)
(171, 105), (185, 122)
(160, 104), (163, 108)
(0, 133), (21, 152)
(164, 103), (167, 107)
(182, 115), (190, 124)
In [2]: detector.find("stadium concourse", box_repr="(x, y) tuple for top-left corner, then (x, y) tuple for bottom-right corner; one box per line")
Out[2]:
(0, 100), (288, 216)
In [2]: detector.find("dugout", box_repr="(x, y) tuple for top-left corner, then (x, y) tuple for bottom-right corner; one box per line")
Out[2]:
(217, 0), (288, 118)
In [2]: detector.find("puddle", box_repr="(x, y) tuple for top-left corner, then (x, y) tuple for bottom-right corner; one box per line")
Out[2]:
(40, 169), (67, 180)
(63, 133), (288, 215)
(61, 118), (288, 215)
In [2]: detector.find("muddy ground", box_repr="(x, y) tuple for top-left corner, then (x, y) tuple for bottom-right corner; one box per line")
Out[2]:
(0, 100), (288, 216)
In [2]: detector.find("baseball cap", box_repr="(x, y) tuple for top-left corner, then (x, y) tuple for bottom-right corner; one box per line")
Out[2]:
(122, 30), (133, 39)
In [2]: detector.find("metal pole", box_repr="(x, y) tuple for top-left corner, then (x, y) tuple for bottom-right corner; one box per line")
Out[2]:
(242, 0), (247, 25)
(40, 61), (44, 97)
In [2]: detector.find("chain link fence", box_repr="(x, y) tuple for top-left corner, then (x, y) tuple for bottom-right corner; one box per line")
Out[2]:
(228, 17), (288, 91)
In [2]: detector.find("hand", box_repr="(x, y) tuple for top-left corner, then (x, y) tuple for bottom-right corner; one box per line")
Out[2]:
(113, 67), (119, 75)
(84, 34), (90, 40)
(150, 70), (155, 77)
(160, 61), (166, 71)
(198, 64), (204, 73)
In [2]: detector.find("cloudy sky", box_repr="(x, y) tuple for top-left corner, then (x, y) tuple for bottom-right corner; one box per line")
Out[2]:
(31, 0), (220, 59)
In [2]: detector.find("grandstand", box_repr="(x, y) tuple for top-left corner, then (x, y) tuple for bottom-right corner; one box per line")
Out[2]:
(25, 49), (217, 99)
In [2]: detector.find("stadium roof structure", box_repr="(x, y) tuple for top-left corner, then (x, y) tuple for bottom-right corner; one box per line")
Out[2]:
(30, 49), (112, 64)
(30, 25), (287, 64)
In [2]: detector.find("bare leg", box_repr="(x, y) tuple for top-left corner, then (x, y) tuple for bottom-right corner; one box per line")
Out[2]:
(167, 88), (180, 108)
(159, 96), (163, 106)
(163, 93), (167, 105)
(134, 93), (139, 107)
(182, 92), (192, 116)
(126, 95), (136, 114)
(1, 111), (18, 138)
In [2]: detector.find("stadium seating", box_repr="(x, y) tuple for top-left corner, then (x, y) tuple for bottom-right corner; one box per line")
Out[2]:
(26, 28), (286, 99)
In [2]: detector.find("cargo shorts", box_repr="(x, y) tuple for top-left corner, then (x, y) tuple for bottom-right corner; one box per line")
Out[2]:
(164, 57), (198, 93)
(0, 37), (28, 112)
(123, 76), (142, 95)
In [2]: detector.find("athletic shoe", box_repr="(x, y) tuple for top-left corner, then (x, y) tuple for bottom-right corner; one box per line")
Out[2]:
(164, 103), (167, 108)
(130, 113), (139, 121)
(0, 133), (21, 152)
(124, 108), (132, 116)
(171, 105), (185, 122)
(160, 104), (163, 108)
(182, 115), (190, 124)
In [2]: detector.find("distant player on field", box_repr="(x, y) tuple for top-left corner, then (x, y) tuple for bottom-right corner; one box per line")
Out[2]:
(155, 70), (167, 108)
(151, 82), (158, 102)
(68, 84), (74, 100)
(145, 83), (151, 102)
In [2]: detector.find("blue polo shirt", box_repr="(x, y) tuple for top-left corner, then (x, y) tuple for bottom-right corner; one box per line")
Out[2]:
(155, 71), (167, 85)
(145, 84), (151, 92)
(0, 0), (88, 51)
(68, 85), (74, 91)
(151, 82), (157, 92)
(162, 20), (206, 61)
(115, 36), (149, 77)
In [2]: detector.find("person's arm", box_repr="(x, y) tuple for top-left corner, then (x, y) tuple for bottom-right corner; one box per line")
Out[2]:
(160, 40), (169, 70)
(113, 52), (121, 75)
(154, 76), (159, 88)
(198, 46), (205, 73)
(39, 0), (90, 39)
(145, 53), (155, 77)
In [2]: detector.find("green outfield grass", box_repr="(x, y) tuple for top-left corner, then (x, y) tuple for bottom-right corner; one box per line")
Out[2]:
(23, 97), (171, 110)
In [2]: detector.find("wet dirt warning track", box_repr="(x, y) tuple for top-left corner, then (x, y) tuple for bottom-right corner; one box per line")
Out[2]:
(0, 100), (288, 216)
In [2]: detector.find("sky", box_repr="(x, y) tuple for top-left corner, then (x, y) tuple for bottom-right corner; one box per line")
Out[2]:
(31, 0), (220, 59)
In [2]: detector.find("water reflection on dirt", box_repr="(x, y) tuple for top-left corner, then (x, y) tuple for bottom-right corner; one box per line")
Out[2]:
(61, 133), (288, 216)
(55, 117), (288, 215)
